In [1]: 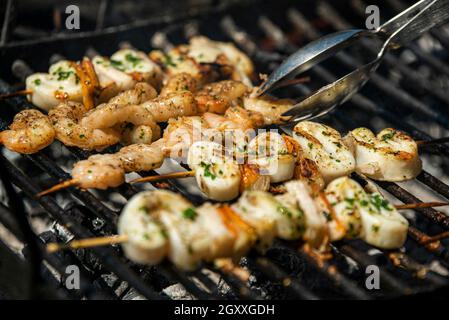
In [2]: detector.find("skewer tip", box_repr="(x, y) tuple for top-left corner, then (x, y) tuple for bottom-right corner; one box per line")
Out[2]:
(36, 179), (79, 198)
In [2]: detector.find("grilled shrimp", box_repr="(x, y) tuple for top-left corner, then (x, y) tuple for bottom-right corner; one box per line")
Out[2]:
(72, 154), (125, 189)
(49, 101), (121, 150)
(140, 91), (198, 123)
(326, 177), (408, 249)
(203, 107), (265, 132)
(293, 121), (356, 184)
(71, 143), (164, 190)
(343, 128), (422, 181)
(106, 82), (157, 106)
(195, 80), (248, 114)
(247, 132), (296, 183)
(160, 73), (198, 96)
(243, 95), (294, 125)
(117, 143), (165, 172)
(80, 82), (158, 128)
(26, 60), (83, 111)
(0, 109), (55, 154)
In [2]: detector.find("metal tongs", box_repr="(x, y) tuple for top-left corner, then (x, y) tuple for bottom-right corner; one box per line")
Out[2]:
(256, 0), (449, 124)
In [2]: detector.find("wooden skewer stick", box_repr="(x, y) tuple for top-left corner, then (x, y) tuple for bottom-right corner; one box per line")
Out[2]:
(36, 179), (79, 198)
(394, 202), (449, 210)
(46, 234), (128, 253)
(0, 89), (33, 100)
(130, 171), (196, 184)
(417, 137), (449, 146)
(420, 231), (449, 245)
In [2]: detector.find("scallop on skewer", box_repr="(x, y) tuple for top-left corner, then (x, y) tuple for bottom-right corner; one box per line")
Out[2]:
(45, 178), (446, 270)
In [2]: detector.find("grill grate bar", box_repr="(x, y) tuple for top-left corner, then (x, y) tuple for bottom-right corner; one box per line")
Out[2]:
(0, 152), (164, 300)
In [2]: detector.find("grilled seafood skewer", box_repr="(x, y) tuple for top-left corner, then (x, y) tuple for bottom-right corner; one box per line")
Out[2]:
(2, 49), (163, 110)
(46, 178), (430, 270)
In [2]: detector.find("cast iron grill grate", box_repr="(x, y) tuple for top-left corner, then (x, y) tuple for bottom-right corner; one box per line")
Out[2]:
(1, 0), (449, 299)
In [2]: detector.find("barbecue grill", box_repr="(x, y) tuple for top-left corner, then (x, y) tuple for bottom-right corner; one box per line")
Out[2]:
(1, 0), (449, 300)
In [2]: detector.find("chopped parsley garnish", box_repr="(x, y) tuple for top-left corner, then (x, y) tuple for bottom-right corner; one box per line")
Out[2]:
(370, 194), (393, 211)
(277, 205), (293, 218)
(52, 67), (78, 81)
(110, 59), (125, 71)
(33, 78), (41, 86)
(308, 142), (313, 149)
(182, 207), (198, 221)
(79, 134), (86, 139)
(381, 132), (395, 142)
(371, 225), (380, 233)
(200, 161), (216, 180)
(125, 53), (142, 67)
(160, 229), (168, 239)
(163, 55), (177, 67)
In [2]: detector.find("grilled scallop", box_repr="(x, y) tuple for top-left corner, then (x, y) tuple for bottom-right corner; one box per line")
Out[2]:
(118, 191), (170, 265)
(195, 158), (241, 201)
(325, 177), (364, 240)
(232, 191), (278, 250)
(195, 203), (237, 259)
(293, 121), (356, 184)
(247, 132), (296, 183)
(92, 56), (135, 93)
(326, 177), (409, 249)
(187, 141), (225, 169)
(343, 128), (422, 181)
(95, 49), (161, 89)
(26, 60), (83, 111)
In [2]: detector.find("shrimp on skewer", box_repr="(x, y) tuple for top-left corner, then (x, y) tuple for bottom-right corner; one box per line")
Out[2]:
(343, 128), (422, 181)
(49, 82), (160, 150)
(36, 142), (165, 197)
(49, 101), (121, 150)
(0, 109), (55, 154)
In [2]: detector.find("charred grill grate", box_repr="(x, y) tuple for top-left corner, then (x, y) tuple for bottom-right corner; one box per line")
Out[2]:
(1, 0), (449, 299)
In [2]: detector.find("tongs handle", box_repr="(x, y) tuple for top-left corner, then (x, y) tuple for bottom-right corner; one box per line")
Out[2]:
(379, 0), (449, 47)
